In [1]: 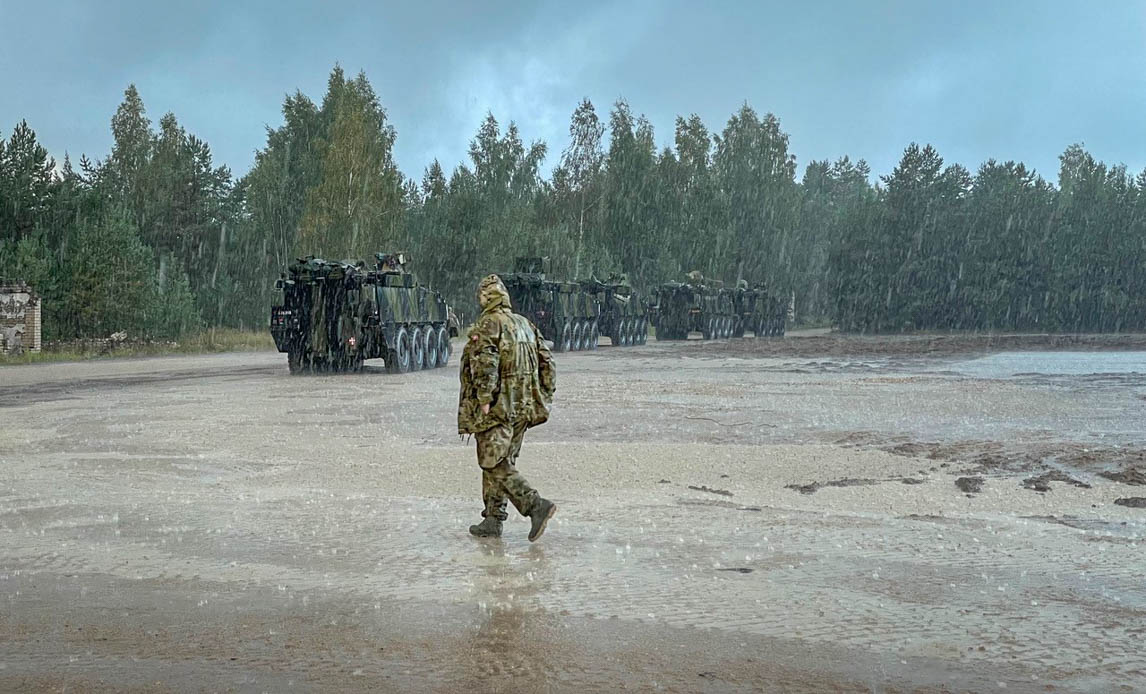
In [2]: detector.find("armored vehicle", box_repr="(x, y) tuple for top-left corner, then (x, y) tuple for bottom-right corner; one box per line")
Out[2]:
(578, 273), (648, 346)
(729, 281), (782, 337)
(270, 253), (455, 374)
(762, 291), (787, 337)
(501, 257), (600, 352)
(652, 272), (735, 340)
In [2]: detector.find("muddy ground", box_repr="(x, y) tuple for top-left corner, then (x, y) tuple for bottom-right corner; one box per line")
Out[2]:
(1, 332), (1144, 692)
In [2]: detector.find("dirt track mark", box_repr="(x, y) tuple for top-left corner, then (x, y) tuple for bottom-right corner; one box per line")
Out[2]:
(785, 477), (892, 494)
(1023, 470), (1092, 492)
(679, 332), (1146, 359)
(955, 476), (984, 494)
(1101, 467), (1146, 486)
(687, 484), (733, 497)
(0, 365), (276, 406)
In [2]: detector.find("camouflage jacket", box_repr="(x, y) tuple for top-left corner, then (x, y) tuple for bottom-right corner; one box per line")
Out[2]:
(458, 277), (556, 435)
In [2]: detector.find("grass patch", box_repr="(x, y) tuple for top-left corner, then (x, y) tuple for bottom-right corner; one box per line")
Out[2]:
(0, 329), (275, 366)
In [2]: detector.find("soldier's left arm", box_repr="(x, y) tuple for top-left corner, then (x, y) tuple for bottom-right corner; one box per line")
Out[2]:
(534, 321), (556, 397)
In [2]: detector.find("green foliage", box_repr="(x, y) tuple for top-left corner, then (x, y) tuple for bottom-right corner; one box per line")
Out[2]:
(830, 142), (1146, 332)
(4, 69), (1146, 342)
(62, 210), (155, 337)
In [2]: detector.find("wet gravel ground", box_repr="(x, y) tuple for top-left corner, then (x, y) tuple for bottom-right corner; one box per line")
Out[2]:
(1, 335), (1145, 692)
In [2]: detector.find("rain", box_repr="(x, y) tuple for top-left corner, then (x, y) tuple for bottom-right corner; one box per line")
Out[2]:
(2, 2), (1146, 692)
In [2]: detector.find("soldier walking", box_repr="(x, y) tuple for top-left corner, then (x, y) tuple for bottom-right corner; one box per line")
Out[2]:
(458, 274), (558, 541)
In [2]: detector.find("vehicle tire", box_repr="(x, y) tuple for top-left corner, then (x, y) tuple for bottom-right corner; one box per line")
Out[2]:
(556, 322), (572, 352)
(724, 316), (733, 338)
(288, 350), (305, 374)
(635, 318), (646, 345)
(588, 321), (599, 350)
(348, 353), (364, 373)
(387, 327), (411, 373)
(704, 317), (714, 340)
(411, 326), (426, 371)
(571, 321), (583, 351)
(436, 326), (451, 367)
(613, 318), (624, 346)
(425, 326), (439, 368)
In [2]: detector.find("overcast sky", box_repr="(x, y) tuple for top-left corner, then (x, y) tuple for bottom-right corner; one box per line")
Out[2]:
(2, 0), (1143, 183)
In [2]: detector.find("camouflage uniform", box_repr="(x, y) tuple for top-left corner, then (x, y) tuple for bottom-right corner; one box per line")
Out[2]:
(458, 275), (556, 522)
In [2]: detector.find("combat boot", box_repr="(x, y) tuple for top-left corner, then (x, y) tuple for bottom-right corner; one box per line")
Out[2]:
(469, 516), (502, 538)
(527, 498), (558, 542)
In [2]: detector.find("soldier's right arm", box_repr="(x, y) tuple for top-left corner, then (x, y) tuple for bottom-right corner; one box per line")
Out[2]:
(534, 322), (556, 398)
(470, 315), (502, 405)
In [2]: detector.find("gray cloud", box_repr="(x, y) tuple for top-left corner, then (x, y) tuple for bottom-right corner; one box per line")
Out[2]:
(1, 0), (1143, 182)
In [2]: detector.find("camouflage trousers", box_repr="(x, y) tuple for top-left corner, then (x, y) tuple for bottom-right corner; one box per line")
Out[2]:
(475, 420), (540, 521)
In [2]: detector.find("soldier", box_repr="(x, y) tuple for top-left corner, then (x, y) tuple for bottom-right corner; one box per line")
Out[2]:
(458, 274), (558, 541)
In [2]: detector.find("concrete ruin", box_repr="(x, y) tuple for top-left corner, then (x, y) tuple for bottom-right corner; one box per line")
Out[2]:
(1, 280), (42, 355)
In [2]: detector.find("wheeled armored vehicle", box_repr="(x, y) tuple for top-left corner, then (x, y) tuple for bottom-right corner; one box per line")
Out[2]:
(270, 253), (456, 373)
(652, 272), (735, 340)
(501, 257), (601, 352)
(578, 274), (648, 346)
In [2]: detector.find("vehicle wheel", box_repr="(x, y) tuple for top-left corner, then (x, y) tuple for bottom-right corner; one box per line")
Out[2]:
(387, 327), (411, 373)
(704, 317), (714, 340)
(288, 350), (305, 374)
(555, 322), (572, 352)
(724, 317), (733, 338)
(425, 326), (439, 368)
(588, 321), (599, 350)
(348, 353), (364, 373)
(635, 319), (645, 345)
(571, 321), (583, 351)
(411, 326), (426, 371)
(436, 326), (451, 366)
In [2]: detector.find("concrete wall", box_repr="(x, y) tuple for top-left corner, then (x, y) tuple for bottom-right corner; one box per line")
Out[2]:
(0, 281), (42, 354)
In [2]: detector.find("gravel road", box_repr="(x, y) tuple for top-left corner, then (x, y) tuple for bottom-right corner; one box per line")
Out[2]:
(2, 336), (1144, 692)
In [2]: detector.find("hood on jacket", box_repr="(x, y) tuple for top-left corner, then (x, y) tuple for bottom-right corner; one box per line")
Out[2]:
(478, 274), (511, 313)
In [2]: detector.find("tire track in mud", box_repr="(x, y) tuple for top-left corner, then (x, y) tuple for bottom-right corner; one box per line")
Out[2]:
(0, 365), (278, 407)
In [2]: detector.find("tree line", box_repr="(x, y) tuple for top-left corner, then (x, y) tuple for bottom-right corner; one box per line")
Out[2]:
(2, 65), (1144, 340)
